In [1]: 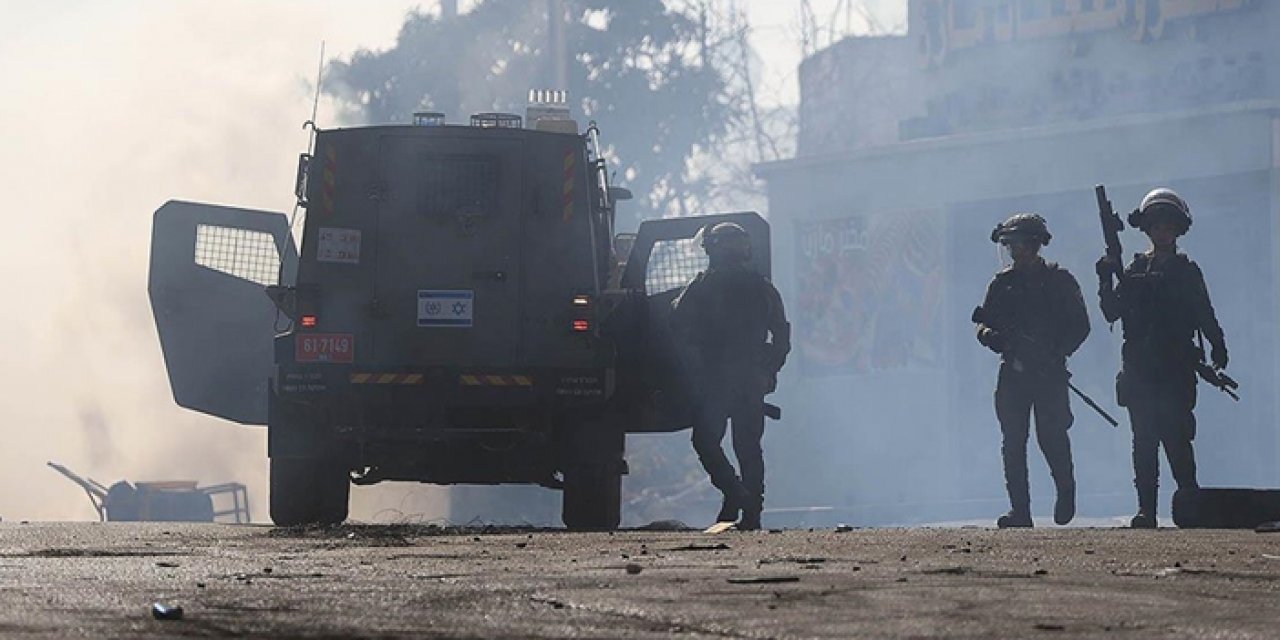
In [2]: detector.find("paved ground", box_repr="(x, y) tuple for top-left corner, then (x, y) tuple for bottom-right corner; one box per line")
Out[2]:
(1, 522), (1279, 638)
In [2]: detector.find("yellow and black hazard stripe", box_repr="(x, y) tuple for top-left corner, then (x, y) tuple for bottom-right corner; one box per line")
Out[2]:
(459, 374), (534, 388)
(349, 373), (424, 385)
(321, 146), (338, 217)
(562, 150), (575, 222)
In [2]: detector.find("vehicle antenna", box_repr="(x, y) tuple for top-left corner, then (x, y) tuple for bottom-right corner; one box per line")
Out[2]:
(305, 40), (326, 155)
(289, 40), (326, 238)
(279, 41), (327, 333)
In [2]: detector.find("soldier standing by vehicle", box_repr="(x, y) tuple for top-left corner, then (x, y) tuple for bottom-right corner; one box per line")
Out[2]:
(671, 222), (790, 530)
(974, 214), (1090, 528)
(1096, 188), (1228, 529)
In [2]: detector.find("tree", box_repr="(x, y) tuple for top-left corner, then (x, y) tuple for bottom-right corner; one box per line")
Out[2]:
(324, 0), (737, 226)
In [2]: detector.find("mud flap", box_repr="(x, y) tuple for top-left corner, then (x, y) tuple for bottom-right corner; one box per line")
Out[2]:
(1172, 487), (1280, 529)
(148, 200), (298, 425)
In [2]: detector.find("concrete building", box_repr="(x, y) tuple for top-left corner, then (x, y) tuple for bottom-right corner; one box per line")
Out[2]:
(758, 0), (1280, 525)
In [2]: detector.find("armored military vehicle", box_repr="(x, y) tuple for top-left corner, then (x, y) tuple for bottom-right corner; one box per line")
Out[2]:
(149, 94), (771, 529)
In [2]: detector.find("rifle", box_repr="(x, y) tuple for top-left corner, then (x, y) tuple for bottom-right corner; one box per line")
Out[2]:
(1196, 331), (1240, 401)
(1095, 183), (1126, 280)
(972, 306), (1119, 427)
(1096, 184), (1124, 281)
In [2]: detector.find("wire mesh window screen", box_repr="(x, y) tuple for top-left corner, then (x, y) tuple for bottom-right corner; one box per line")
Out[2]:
(194, 224), (281, 286)
(645, 238), (707, 295)
(419, 155), (498, 218)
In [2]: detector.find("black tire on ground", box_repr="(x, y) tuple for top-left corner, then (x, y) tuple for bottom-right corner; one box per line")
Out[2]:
(561, 423), (625, 531)
(562, 466), (623, 531)
(269, 456), (351, 526)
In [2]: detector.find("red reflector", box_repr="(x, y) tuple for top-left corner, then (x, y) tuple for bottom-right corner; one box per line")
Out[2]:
(572, 319), (590, 332)
(301, 315), (318, 328)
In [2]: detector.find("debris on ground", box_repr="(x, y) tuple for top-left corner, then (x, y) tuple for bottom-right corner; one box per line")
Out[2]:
(669, 543), (731, 551)
(922, 566), (971, 575)
(636, 520), (691, 532)
(727, 576), (800, 585)
(151, 603), (184, 621)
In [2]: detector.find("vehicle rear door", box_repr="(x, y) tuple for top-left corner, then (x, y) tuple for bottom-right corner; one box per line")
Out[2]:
(370, 134), (524, 367)
(148, 200), (298, 425)
(618, 211), (771, 432)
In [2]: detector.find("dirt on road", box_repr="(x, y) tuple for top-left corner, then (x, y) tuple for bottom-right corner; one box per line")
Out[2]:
(0, 522), (1278, 638)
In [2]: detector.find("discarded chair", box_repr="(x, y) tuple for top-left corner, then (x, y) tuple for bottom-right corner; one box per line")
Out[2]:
(47, 461), (250, 523)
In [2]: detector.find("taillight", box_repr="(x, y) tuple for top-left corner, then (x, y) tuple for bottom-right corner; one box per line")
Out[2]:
(301, 315), (318, 328)
(570, 294), (593, 333)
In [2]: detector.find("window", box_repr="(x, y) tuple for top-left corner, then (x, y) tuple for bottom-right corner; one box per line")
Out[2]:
(645, 238), (707, 295)
(194, 224), (281, 286)
(418, 155), (498, 218)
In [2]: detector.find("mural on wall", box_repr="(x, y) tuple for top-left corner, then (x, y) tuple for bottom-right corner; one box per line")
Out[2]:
(796, 210), (945, 375)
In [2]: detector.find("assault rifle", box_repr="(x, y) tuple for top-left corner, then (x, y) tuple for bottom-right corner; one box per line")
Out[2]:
(1096, 184), (1124, 281)
(972, 306), (1119, 427)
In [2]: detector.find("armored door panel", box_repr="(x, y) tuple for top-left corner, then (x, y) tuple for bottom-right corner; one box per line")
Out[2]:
(621, 212), (771, 432)
(148, 200), (298, 425)
(370, 136), (524, 367)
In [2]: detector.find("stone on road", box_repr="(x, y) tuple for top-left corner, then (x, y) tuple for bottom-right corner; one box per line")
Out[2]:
(0, 522), (1277, 638)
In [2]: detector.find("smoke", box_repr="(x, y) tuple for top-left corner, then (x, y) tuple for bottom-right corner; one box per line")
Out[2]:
(0, 1), (424, 521)
(760, 0), (1280, 526)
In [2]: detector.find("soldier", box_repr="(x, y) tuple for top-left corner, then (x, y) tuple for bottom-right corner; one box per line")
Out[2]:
(975, 214), (1090, 528)
(1096, 188), (1227, 529)
(671, 222), (790, 530)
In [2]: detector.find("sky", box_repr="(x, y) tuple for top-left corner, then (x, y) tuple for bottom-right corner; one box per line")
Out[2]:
(0, 0), (904, 522)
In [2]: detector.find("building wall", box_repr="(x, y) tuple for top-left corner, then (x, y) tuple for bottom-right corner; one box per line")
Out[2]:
(760, 0), (1280, 525)
(800, 0), (1280, 153)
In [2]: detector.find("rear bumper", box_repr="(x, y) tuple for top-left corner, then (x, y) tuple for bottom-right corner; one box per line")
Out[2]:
(274, 365), (614, 405)
(267, 367), (622, 484)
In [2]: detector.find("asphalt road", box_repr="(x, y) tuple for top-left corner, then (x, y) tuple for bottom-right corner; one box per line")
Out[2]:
(1, 522), (1279, 638)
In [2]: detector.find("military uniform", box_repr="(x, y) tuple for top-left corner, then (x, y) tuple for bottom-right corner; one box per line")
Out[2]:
(976, 214), (1090, 527)
(671, 223), (790, 530)
(1097, 188), (1227, 527)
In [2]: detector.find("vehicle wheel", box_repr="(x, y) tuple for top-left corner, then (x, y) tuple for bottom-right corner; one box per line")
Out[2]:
(562, 465), (622, 531)
(561, 423), (624, 531)
(269, 456), (350, 526)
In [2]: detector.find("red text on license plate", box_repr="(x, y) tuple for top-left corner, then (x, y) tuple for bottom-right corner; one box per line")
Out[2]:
(295, 333), (354, 363)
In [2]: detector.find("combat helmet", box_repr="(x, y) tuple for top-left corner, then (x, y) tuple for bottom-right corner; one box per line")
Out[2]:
(701, 221), (752, 262)
(1128, 187), (1191, 235)
(990, 213), (1051, 246)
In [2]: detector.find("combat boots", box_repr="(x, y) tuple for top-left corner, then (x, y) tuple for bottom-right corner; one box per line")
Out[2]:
(738, 494), (763, 531)
(1130, 511), (1157, 528)
(715, 483), (752, 525)
(716, 495), (740, 523)
(996, 509), (1033, 528)
(1131, 484), (1158, 529)
(1054, 482), (1076, 526)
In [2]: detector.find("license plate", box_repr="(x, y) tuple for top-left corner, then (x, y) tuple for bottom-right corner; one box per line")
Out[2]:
(295, 333), (354, 363)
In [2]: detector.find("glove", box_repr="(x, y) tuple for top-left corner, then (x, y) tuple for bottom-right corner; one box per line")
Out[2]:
(1095, 255), (1119, 280)
(977, 327), (1007, 353)
(1211, 344), (1229, 370)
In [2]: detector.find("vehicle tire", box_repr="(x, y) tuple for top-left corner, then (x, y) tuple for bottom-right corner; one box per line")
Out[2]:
(562, 465), (622, 531)
(269, 456), (350, 526)
(561, 423), (624, 531)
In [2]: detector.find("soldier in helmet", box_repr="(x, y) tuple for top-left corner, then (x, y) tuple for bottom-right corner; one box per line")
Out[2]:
(1096, 188), (1227, 528)
(671, 221), (790, 530)
(974, 214), (1090, 528)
